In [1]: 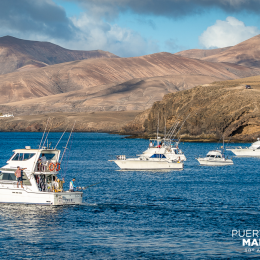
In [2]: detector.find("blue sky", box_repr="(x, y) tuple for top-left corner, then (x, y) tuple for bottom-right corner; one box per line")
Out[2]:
(0, 0), (260, 57)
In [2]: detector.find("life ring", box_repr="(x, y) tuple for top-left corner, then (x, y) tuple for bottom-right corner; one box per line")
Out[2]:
(56, 163), (61, 171)
(49, 162), (55, 171)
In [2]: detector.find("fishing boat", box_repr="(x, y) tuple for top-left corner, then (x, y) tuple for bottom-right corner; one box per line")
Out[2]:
(0, 146), (83, 205)
(196, 150), (233, 166)
(226, 138), (260, 157)
(109, 137), (185, 170)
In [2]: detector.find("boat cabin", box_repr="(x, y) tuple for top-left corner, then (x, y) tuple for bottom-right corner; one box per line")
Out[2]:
(206, 150), (223, 158)
(0, 147), (63, 192)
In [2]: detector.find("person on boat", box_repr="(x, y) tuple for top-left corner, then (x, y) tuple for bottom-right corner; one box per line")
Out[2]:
(15, 166), (26, 188)
(57, 177), (65, 192)
(149, 141), (153, 147)
(69, 178), (77, 192)
(40, 153), (47, 171)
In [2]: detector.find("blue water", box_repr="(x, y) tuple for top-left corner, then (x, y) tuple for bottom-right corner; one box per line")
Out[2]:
(0, 132), (259, 259)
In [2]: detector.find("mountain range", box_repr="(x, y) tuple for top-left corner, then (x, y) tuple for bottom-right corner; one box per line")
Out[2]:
(1, 35), (260, 138)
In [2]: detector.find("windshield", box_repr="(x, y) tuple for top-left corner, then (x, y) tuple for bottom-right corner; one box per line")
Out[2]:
(12, 153), (36, 161)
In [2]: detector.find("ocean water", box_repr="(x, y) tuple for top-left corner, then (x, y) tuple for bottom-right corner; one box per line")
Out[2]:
(0, 132), (259, 259)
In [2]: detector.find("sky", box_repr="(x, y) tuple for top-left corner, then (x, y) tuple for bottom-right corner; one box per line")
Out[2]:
(0, 0), (260, 57)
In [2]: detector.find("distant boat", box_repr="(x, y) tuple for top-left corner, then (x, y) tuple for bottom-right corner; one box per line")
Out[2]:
(196, 137), (233, 166)
(109, 137), (185, 170)
(196, 150), (233, 166)
(227, 138), (260, 157)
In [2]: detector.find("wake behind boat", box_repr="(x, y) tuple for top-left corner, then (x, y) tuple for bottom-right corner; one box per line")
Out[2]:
(109, 137), (185, 170)
(227, 138), (260, 156)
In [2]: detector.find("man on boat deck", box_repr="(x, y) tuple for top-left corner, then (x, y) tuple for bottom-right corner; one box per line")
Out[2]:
(69, 178), (77, 192)
(15, 166), (27, 188)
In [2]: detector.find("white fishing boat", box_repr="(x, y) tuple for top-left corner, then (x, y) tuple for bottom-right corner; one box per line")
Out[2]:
(196, 150), (233, 166)
(0, 146), (83, 205)
(110, 137), (185, 170)
(226, 138), (260, 156)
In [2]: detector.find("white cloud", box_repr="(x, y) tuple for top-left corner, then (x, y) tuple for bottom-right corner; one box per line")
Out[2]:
(199, 17), (260, 48)
(62, 14), (159, 57)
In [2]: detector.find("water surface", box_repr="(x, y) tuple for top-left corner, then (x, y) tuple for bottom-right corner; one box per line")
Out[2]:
(0, 133), (259, 259)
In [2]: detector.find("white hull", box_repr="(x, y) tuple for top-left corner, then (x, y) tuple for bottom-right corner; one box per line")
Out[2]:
(113, 159), (183, 170)
(197, 158), (233, 166)
(227, 148), (260, 157)
(0, 187), (83, 205)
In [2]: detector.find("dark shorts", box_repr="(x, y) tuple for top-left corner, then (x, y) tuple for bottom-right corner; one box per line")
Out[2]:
(17, 177), (23, 182)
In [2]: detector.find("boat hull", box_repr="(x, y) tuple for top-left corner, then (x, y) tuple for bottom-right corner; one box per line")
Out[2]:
(0, 187), (83, 205)
(197, 158), (233, 166)
(113, 159), (183, 170)
(227, 148), (260, 157)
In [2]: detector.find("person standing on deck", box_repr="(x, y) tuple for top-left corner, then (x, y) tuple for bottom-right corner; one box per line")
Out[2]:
(15, 166), (27, 188)
(69, 178), (77, 192)
(40, 153), (47, 171)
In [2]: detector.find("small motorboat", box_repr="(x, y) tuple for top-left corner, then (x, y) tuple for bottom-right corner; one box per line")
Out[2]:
(196, 150), (233, 166)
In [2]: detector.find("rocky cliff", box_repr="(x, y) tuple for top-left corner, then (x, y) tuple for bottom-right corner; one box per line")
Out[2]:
(123, 75), (260, 141)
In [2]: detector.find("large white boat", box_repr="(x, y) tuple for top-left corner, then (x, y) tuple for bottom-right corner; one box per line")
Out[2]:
(0, 146), (83, 205)
(110, 137), (185, 170)
(227, 138), (260, 156)
(196, 150), (233, 166)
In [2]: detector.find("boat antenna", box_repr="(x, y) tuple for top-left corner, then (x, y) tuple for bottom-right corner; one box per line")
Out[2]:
(164, 118), (166, 140)
(39, 117), (50, 148)
(54, 125), (69, 149)
(59, 121), (76, 164)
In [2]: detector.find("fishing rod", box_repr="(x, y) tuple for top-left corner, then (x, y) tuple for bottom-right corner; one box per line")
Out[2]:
(173, 112), (191, 140)
(42, 118), (53, 148)
(77, 182), (102, 190)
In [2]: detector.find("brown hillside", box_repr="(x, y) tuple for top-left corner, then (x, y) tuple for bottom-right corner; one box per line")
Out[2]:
(0, 36), (118, 75)
(175, 46), (231, 59)
(201, 34), (260, 68)
(0, 74), (224, 115)
(0, 52), (258, 107)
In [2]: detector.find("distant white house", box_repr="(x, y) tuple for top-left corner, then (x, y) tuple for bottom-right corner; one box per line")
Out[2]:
(0, 113), (14, 118)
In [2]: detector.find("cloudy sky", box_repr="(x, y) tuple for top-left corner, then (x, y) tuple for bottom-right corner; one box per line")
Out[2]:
(0, 0), (260, 57)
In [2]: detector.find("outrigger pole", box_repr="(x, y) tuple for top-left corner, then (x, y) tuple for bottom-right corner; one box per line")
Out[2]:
(54, 125), (69, 149)
(39, 117), (50, 148)
(59, 121), (76, 164)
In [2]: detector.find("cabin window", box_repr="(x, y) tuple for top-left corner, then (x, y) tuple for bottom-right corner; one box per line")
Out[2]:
(210, 155), (215, 157)
(150, 154), (166, 158)
(0, 172), (16, 180)
(0, 172), (31, 185)
(12, 153), (36, 161)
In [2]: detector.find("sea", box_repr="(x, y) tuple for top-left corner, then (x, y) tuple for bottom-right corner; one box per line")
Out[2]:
(0, 132), (259, 259)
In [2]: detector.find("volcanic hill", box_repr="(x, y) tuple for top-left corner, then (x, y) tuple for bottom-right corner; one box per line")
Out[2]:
(0, 36), (118, 75)
(175, 34), (260, 69)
